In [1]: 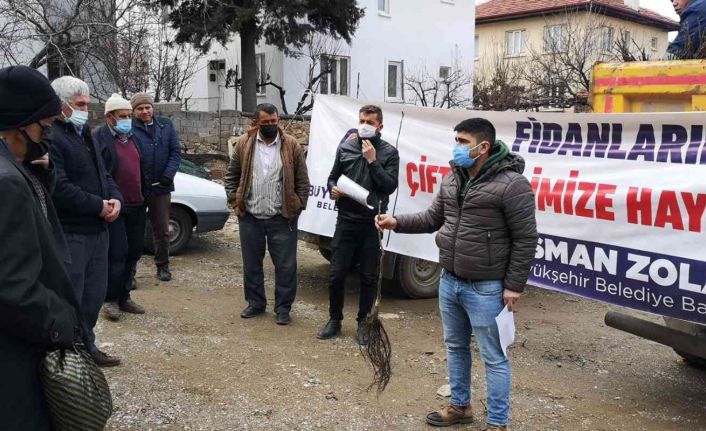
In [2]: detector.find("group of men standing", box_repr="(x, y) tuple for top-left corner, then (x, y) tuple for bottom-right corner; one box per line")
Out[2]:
(2, 67), (537, 430)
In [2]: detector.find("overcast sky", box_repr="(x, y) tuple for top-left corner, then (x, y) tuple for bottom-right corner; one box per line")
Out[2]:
(640, 0), (679, 20)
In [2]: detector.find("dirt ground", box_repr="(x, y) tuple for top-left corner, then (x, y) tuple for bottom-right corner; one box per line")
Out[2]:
(100, 216), (706, 431)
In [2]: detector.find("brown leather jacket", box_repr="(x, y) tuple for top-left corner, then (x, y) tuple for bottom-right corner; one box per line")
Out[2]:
(224, 128), (310, 220)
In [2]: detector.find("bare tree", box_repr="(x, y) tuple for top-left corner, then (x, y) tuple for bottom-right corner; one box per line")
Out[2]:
(290, 34), (345, 115)
(405, 64), (473, 109)
(472, 49), (535, 111)
(0, 0), (201, 101)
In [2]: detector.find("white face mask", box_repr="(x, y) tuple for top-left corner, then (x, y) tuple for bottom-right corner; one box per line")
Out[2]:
(358, 123), (378, 139)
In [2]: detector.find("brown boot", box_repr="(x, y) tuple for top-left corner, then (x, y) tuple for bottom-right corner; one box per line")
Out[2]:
(119, 299), (145, 314)
(425, 405), (473, 427)
(483, 425), (508, 431)
(103, 302), (121, 321)
(91, 350), (121, 367)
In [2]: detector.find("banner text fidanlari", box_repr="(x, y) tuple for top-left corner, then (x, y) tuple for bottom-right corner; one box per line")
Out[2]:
(512, 119), (706, 165)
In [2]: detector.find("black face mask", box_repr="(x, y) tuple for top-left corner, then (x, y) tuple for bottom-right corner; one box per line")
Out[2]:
(21, 125), (50, 162)
(260, 124), (279, 140)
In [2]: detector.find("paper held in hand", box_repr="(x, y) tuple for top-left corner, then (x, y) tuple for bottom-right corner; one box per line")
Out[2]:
(495, 305), (515, 358)
(337, 174), (373, 209)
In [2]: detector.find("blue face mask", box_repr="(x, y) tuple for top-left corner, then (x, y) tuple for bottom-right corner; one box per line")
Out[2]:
(66, 104), (89, 128)
(114, 119), (132, 135)
(453, 143), (482, 168)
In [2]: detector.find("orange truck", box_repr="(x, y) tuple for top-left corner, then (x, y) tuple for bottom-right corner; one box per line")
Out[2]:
(591, 59), (706, 367)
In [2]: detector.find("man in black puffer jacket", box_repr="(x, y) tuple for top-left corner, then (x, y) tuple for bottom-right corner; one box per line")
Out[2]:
(317, 105), (400, 345)
(377, 118), (537, 431)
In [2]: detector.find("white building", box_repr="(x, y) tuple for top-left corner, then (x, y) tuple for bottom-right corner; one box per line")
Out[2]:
(184, 0), (476, 113)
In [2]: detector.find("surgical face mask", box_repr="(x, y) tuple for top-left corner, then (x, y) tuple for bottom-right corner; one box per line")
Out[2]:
(452, 143), (482, 169)
(358, 123), (378, 139)
(66, 103), (89, 128)
(114, 118), (132, 135)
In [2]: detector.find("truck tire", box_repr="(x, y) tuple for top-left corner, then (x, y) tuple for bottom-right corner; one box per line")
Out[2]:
(144, 206), (193, 256)
(663, 317), (706, 368)
(395, 255), (441, 299)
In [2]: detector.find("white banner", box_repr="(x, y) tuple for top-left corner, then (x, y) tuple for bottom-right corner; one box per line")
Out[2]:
(299, 95), (706, 324)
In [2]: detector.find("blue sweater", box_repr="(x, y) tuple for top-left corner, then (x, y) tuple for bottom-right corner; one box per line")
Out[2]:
(667, 0), (706, 59)
(49, 121), (122, 233)
(131, 116), (182, 195)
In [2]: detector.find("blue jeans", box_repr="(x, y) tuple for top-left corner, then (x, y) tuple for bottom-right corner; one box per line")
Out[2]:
(439, 271), (510, 426)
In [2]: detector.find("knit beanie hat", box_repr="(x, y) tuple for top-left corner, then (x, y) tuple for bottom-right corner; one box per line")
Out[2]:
(104, 93), (132, 114)
(130, 92), (153, 109)
(0, 66), (62, 131)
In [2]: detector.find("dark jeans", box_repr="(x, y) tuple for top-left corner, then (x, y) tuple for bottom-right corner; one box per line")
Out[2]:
(64, 230), (109, 353)
(238, 213), (298, 314)
(147, 193), (170, 268)
(107, 205), (147, 303)
(328, 220), (380, 322)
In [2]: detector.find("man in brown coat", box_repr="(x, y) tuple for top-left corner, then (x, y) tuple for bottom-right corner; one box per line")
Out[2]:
(377, 118), (537, 431)
(224, 103), (310, 325)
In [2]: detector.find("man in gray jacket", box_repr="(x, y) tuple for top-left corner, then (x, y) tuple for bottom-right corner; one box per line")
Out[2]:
(376, 118), (537, 431)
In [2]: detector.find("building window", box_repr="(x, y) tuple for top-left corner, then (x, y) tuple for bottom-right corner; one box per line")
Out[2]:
(474, 35), (480, 59)
(387, 61), (403, 101)
(208, 60), (226, 84)
(544, 24), (567, 53)
(255, 53), (266, 96)
(600, 27), (614, 52)
(320, 55), (350, 96)
(47, 46), (80, 80)
(439, 66), (451, 80)
(505, 30), (526, 57)
(620, 30), (631, 46)
(651, 37), (659, 51)
(378, 0), (389, 14)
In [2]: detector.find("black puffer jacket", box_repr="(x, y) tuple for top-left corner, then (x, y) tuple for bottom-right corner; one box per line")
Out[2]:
(327, 130), (400, 223)
(395, 153), (538, 292)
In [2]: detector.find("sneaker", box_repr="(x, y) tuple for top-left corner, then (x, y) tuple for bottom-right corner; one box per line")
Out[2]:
(426, 405), (474, 427)
(483, 425), (507, 431)
(119, 299), (145, 314)
(91, 350), (121, 367)
(316, 319), (342, 339)
(356, 321), (370, 346)
(157, 266), (172, 282)
(102, 302), (121, 322)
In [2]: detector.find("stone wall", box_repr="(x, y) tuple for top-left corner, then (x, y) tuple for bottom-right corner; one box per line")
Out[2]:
(89, 103), (311, 156)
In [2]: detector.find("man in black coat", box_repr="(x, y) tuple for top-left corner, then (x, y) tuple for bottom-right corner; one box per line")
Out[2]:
(49, 76), (123, 367)
(0, 65), (82, 431)
(316, 105), (400, 344)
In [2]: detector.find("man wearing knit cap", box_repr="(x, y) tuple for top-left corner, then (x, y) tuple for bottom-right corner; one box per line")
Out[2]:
(0, 65), (83, 430)
(95, 94), (147, 322)
(130, 92), (182, 282)
(49, 76), (123, 367)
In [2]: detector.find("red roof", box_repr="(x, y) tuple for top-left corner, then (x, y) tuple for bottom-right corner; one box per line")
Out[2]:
(476, 0), (679, 30)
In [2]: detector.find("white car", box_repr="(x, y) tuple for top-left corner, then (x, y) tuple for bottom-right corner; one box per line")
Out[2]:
(144, 171), (230, 255)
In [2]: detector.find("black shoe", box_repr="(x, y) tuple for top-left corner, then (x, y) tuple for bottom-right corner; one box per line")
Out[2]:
(276, 312), (291, 325)
(91, 350), (121, 367)
(317, 319), (342, 340)
(356, 321), (370, 346)
(157, 266), (172, 282)
(240, 306), (265, 319)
